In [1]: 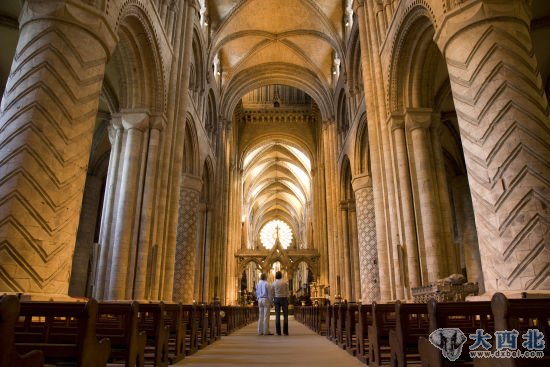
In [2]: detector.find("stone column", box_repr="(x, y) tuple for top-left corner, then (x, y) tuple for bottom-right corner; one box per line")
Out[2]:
(95, 117), (123, 299)
(405, 109), (444, 283)
(348, 202), (362, 301)
(133, 115), (165, 300)
(354, 0), (391, 301)
(172, 174), (202, 304)
(389, 114), (421, 288)
(69, 175), (102, 297)
(0, 0), (115, 295)
(454, 176), (485, 292)
(352, 175), (380, 303)
(161, 0), (197, 302)
(108, 112), (149, 300)
(436, 0), (550, 292)
(340, 201), (352, 301)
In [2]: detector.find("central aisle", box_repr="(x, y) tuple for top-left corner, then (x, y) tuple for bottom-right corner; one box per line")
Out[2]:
(173, 317), (365, 367)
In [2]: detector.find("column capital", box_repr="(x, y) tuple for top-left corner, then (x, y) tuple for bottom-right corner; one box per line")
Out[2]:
(387, 113), (405, 131)
(21, 0), (118, 56)
(150, 114), (167, 131)
(352, 0), (365, 12)
(115, 110), (150, 131)
(405, 108), (433, 132)
(351, 174), (372, 192)
(434, 0), (531, 53)
(181, 173), (202, 192)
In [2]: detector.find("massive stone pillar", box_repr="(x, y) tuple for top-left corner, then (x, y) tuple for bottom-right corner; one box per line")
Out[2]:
(352, 175), (380, 303)
(354, 0), (391, 301)
(436, 0), (550, 292)
(108, 112), (150, 300)
(0, 0), (115, 295)
(405, 109), (444, 283)
(172, 174), (202, 304)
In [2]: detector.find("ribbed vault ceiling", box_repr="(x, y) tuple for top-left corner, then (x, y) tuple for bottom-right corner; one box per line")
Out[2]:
(206, 0), (346, 118)
(242, 141), (312, 248)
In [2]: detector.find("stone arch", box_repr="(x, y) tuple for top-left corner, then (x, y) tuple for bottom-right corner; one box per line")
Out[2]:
(111, 3), (166, 113)
(389, 8), (438, 113)
(182, 116), (200, 176)
(354, 113), (370, 176)
(336, 89), (349, 147)
(221, 63), (332, 121)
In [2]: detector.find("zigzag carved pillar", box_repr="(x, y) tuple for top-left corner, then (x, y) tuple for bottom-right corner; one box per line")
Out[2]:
(0, 0), (115, 295)
(436, 0), (550, 292)
(352, 175), (380, 303)
(172, 174), (201, 303)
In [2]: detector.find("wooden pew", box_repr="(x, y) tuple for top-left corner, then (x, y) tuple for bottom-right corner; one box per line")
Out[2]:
(182, 304), (198, 355)
(482, 293), (550, 367)
(137, 302), (170, 367)
(418, 299), (492, 367)
(326, 304), (334, 341)
(336, 303), (347, 348)
(368, 303), (396, 367)
(163, 303), (185, 364)
(195, 304), (210, 348)
(16, 298), (111, 367)
(345, 303), (359, 356)
(356, 303), (372, 364)
(97, 301), (146, 367)
(0, 295), (44, 367)
(388, 301), (429, 367)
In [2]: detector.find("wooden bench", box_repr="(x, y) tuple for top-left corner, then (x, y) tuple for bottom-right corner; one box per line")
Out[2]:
(137, 302), (170, 367)
(0, 295), (44, 367)
(336, 303), (347, 349)
(16, 298), (111, 367)
(164, 303), (185, 364)
(345, 303), (359, 356)
(368, 303), (396, 367)
(388, 301), (429, 367)
(356, 303), (372, 364)
(418, 299), (492, 367)
(182, 304), (198, 355)
(97, 301), (146, 367)
(483, 293), (550, 367)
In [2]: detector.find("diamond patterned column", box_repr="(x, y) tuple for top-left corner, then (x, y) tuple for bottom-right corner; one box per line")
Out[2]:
(352, 175), (380, 303)
(172, 174), (202, 303)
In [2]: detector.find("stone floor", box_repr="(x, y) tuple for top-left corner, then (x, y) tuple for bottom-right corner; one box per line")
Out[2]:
(173, 317), (365, 367)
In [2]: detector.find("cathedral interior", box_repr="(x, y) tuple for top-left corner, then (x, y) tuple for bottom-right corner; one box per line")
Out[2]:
(0, 0), (549, 309)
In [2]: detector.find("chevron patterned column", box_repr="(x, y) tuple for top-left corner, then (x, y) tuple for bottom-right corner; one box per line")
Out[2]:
(172, 174), (202, 303)
(0, 1), (115, 295)
(436, 0), (550, 292)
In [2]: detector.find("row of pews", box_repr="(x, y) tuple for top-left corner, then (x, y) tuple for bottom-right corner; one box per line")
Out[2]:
(295, 292), (549, 367)
(0, 295), (258, 367)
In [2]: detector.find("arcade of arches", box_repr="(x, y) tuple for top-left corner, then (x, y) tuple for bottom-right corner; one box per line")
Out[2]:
(0, 0), (549, 306)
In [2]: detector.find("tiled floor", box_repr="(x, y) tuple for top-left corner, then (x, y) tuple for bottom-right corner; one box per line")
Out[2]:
(173, 317), (365, 367)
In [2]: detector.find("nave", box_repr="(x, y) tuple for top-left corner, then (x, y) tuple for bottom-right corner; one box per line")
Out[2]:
(175, 317), (364, 367)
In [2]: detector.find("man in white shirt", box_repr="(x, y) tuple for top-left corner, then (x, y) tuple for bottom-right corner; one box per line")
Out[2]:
(255, 273), (273, 335)
(272, 271), (289, 335)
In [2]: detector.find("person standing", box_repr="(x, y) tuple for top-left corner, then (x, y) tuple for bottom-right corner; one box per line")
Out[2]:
(256, 273), (273, 335)
(272, 271), (289, 335)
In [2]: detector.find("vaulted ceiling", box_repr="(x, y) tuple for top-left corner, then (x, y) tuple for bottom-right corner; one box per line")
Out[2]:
(206, 0), (348, 118)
